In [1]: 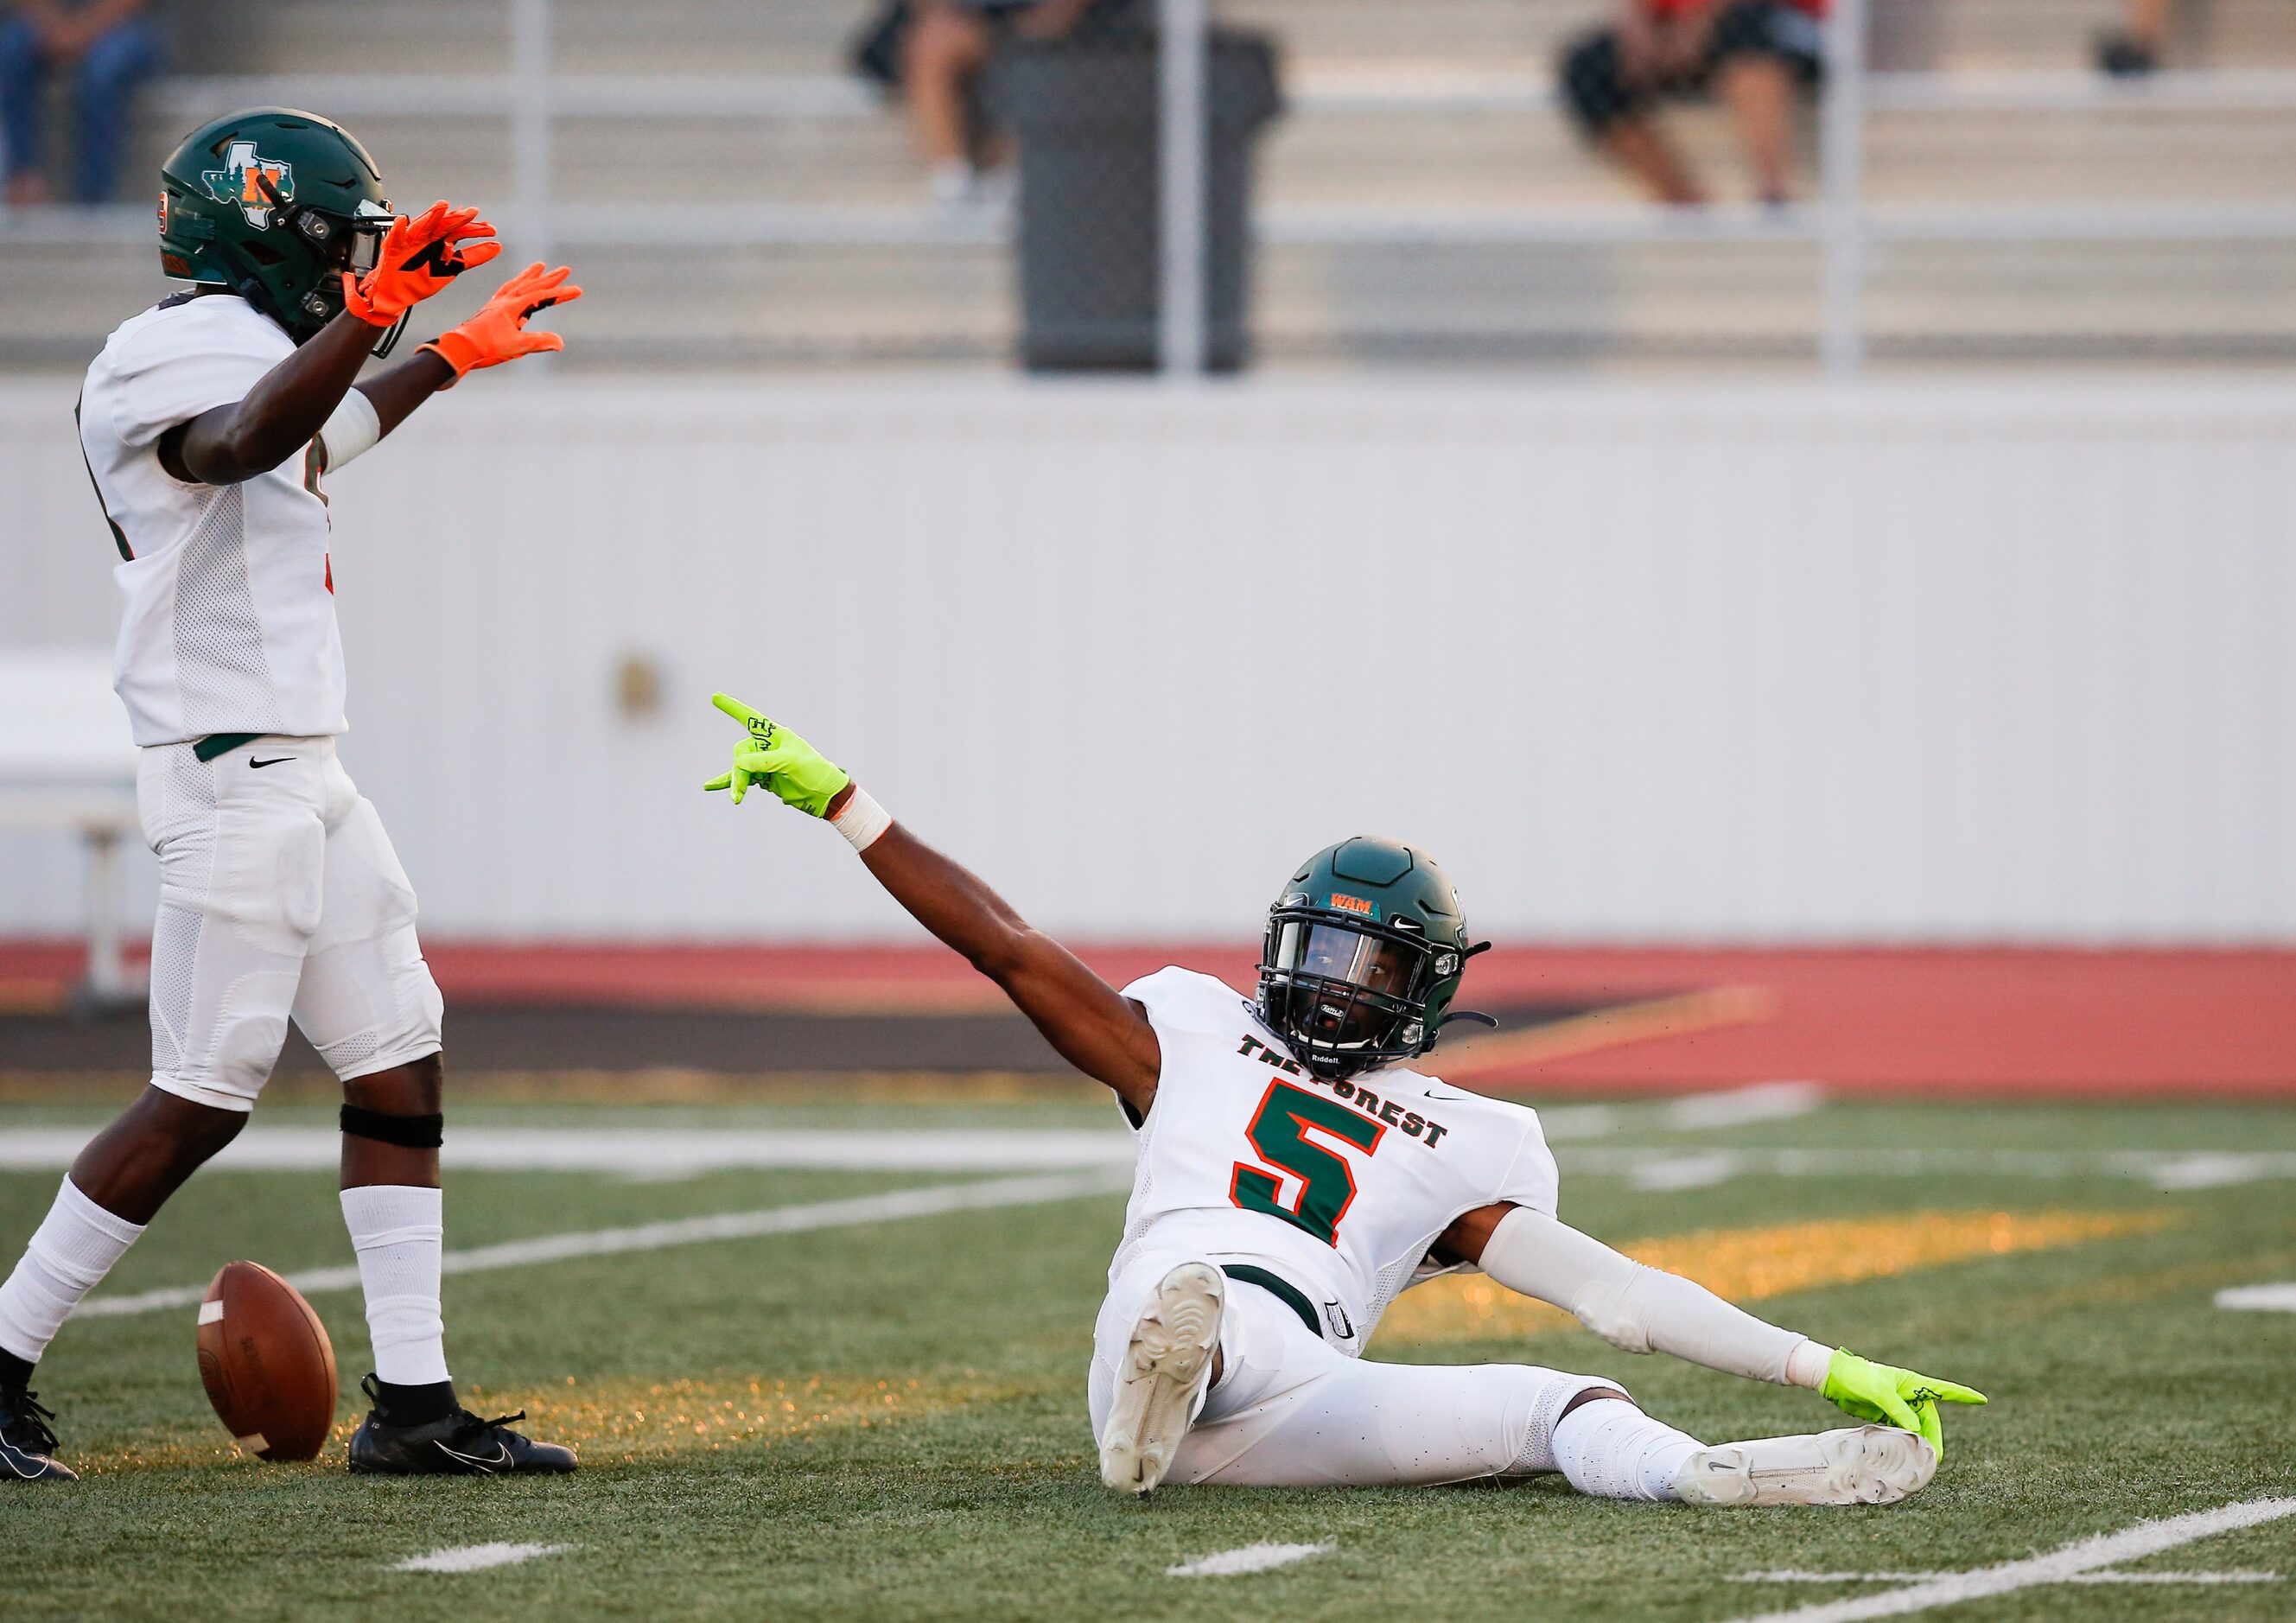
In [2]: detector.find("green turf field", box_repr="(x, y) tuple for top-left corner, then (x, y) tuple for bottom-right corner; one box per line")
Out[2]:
(3, 1093), (2294, 1621)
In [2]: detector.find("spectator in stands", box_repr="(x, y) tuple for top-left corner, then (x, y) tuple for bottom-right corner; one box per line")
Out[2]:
(0, 0), (162, 206)
(2097, 0), (2172, 77)
(894, 0), (1102, 205)
(1559, 0), (1825, 207)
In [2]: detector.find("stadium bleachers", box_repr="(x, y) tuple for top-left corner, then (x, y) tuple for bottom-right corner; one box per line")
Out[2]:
(2, 0), (2293, 366)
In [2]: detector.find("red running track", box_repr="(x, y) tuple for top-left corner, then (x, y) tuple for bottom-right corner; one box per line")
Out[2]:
(3, 939), (2291, 1095)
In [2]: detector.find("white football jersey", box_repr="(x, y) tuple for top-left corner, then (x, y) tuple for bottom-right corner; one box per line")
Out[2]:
(1112, 967), (1560, 1358)
(80, 292), (347, 747)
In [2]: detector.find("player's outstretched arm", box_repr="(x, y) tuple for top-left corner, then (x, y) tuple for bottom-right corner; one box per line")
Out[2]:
(1436, 1203), (1987, 1457)
(348, 262), (584, 449)
(701, 693), (1161, 1117)
(163, 201), (498, 484)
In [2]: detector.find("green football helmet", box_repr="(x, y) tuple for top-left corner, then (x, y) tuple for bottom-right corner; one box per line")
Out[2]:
(157, 107), (400, 349)
(1256, 837), (1494, 1081)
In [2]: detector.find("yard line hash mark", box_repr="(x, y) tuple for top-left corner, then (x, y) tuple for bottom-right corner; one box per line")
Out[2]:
(392, 1543), (574, 1574)
(1664, 1081), (1825, 1130)
(1720, 1496), (2296, 1623)
(73, 1168), (1129, 1321)
(2216, 1282), (2296, 1312)
(1167, 1543), (1334, 1577)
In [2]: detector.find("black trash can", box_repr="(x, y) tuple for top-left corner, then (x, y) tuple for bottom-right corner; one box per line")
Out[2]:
(985, 32), (1282, 372)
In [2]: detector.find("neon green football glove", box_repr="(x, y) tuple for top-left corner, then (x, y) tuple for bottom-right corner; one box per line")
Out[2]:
(1822, 1347), (1987, 1459)
(702, 692), (850, 816)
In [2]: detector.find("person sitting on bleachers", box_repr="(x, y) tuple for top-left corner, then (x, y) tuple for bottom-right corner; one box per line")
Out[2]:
(900, 0), (1100, 207)
(1557, 0), (1825, 207)
(0, 0), (162, 206)
(2096, 0), (2172, 77)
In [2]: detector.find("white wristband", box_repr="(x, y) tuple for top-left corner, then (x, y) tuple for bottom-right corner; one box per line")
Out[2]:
(318, 387), (382, 472)
(830, 785), (893, 852)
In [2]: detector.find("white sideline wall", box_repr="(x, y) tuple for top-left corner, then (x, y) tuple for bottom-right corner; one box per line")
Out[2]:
(3, 377), (2293, 943)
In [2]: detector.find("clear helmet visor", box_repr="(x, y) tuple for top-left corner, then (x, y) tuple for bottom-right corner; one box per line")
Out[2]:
(1272, 921), (1424, 999)
(1269, 920), (1430, 1050)
(302, 199), (392, 278)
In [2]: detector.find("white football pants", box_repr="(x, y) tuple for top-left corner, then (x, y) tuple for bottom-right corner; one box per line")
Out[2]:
(137, 735), (443, 1111)
(1087, 1251), (1619, 1487)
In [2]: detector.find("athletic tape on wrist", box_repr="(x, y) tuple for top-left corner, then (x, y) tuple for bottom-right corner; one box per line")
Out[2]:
(319, 387), (382, 471)
(1785, 1339), (1834, 1390)
(830, 786), (893, 852)
(340, 1105), (444, 1149)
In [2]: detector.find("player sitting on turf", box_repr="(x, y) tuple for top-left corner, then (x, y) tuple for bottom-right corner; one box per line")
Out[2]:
(0, 109), (579, 1482)
(698, 693), (1987, 1503)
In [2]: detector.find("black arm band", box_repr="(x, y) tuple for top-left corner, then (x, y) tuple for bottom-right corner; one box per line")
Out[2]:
(339, 1105), (444, 1149)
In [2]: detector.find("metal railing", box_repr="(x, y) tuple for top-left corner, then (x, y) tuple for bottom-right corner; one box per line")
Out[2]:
(6, 0), (2296, 373)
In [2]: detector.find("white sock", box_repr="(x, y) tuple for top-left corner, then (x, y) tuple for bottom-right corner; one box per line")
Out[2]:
(340, 1185), (449, 1386)
(1550, 1397), (1703, 1502)
(0, 1178), (145, 1365)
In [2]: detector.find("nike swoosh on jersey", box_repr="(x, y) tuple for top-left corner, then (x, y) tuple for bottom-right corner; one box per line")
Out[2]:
(247, 756), (295, 768)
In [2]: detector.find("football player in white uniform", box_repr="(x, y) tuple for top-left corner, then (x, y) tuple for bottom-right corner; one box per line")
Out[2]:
(700, 693), (1987, 1505)
(0, 109), (579, 1482)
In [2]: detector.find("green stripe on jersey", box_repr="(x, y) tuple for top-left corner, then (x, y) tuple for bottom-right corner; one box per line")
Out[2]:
(1220, 1264), (1323, 1340)
(194, 733), (262, 762)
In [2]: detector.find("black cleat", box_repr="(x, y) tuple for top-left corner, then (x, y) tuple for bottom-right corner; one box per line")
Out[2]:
(1, 1390), (77, 1483)
(347, 1374), (577, 1476)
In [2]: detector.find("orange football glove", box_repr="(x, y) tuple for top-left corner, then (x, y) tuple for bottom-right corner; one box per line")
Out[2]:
(417, 263), (582, 383)
(340, 200), (501, 327)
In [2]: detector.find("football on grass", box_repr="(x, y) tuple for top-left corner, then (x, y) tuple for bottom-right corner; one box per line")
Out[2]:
(195, 1261), (338, 1461)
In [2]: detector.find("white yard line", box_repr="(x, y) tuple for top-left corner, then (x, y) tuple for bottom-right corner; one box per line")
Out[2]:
(71, 1168), (1129, 1321)
(4, 1130), (2289, 1193)
(2061, 1572), (2282, 1584)
(391, 1543), (574, 1574)
(1665, 1081), (1825, 1130)
(2216, 1283), (2296, 1313)
(1628, 1152), (1743, 1191)
(1167, 1543), (1333, 1577)
(0, 1088), (1812, 1174)
(1530, 1105), (1621, 1142)
(0, 1126), (1135, 1174)
(1561, 1147), (2296, 1189)
(1739, 1569), (2279, 1586)
(2148, 1154), (2289, 1190)
(1720, 1497), (2296, 1623)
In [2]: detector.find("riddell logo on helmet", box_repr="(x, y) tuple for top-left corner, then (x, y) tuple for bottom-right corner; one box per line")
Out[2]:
(1326, 893), (1377, 918)
(200, 142), (295, 230)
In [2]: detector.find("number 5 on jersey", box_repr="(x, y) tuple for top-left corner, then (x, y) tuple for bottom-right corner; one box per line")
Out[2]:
(1230, 1081), (1385, 1247)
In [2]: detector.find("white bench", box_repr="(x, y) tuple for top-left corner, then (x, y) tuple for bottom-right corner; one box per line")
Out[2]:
(0, 649), (143, 1007)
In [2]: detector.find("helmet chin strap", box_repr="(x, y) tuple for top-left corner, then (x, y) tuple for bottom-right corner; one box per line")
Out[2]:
(1431, 1009), (1498, 1047)
(203, 239), (299, 337)
(369, 311), (409, 358)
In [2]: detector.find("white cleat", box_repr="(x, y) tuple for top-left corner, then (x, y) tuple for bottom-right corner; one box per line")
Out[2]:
(1098, 1262), (1224, 1498)
(1674, 1425), (1937, 1507)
